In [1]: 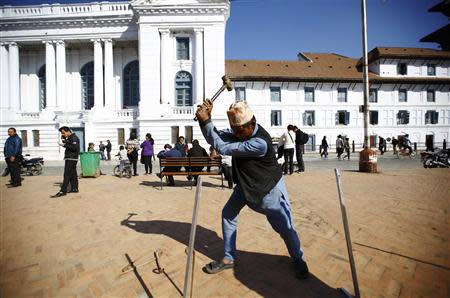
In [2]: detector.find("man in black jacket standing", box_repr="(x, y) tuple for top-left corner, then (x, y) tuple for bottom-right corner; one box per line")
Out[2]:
(52, 126), (80, 198)
(293, 126), (306, 172)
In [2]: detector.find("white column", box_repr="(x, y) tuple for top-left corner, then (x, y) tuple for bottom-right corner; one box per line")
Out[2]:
(55, 40), (66, 110)
(194, 28), (204, 105)
(8, 42), (20, 111)
(93, 39), (104, 108)
(44, 40), (56, 109)
(0, 43), (9, 111)
(103, 38), (114, 109)
(159, 28), (170, 105)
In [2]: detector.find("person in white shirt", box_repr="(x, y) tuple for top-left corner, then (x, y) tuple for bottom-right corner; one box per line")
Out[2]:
(117, 145), (129, 172)
(278, 124), (296, 175)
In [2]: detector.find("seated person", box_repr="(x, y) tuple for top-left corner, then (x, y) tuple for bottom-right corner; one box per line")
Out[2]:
(157, 144), (183, 186)
(186, 139), (208, 183)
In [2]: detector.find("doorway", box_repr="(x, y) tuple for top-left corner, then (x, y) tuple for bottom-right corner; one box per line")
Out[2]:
(72, 127), (86, 152)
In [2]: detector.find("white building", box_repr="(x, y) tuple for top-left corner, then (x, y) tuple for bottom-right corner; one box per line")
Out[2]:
(1, 0), (449, 159)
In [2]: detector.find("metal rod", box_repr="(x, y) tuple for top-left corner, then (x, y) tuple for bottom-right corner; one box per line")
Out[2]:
(183, 176), (202, 298)
(335, 169), (361, 298)
(361, 0), (370, 148)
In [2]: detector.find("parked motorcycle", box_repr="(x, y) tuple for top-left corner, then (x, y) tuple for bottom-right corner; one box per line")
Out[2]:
(1, 154), (44, 176)
(422, 149), (450, 168)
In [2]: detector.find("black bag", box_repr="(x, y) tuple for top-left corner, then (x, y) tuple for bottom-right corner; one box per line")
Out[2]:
(298, 131), (309, 145)
(277, 145), (284, 159)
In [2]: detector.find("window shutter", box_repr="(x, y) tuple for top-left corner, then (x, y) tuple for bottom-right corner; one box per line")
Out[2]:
(302, 112), (306, 126)
(345, 111), (350, 125)
(405, 111), (410, 124)
(433, 111), (439, 124)
(335, 112), (339, 125)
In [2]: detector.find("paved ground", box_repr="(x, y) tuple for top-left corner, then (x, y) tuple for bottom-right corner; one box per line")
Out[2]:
(0, 157), (449, 298)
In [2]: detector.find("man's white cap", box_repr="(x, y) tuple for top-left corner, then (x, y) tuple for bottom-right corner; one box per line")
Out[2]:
(227, 101), (254, 126)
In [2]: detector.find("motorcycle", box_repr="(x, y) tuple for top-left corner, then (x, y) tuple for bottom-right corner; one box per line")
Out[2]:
(1, 154), (44, 176)
(422, 149), (450, 168)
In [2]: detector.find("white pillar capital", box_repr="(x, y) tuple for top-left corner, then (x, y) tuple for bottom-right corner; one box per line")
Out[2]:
(159, 28), (170, 35)
(193, 28), (204, 34)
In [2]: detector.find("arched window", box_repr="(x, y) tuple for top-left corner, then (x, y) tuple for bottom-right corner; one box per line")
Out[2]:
(175, 71), (192, 106)
(123, 60), (139, 108)
(38, 65), (46, 110)
(80, 62), (94, 110)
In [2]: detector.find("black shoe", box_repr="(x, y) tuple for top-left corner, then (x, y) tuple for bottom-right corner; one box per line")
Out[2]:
(133, 173), (139, 176)
(67, 189), (79, 193)
(294, 259), (309, 279)
(51, 191), (66, 198)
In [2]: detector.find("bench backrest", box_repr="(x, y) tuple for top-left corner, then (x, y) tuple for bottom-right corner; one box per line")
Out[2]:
(160, 156), (222, 170)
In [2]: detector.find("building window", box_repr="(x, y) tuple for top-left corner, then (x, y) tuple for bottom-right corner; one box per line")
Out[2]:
(369, 110), (379, 125)
(397, 63), (407, 75)
(80, 62), (94, 110)
(123, 60), (140, 108)
(38, 65), (46, 110)
(369, 88), (377, 103)
(270, 86), (281, 102)
(175, 71), (193, 106)
(304, 135), (315, 152)
(235, 87), (246, 101)
(425, 110), (439, 124)
(20, 130), (28, 147)
(304, 87), (314, 102)
(176, 37), (190, 60)
(303, 110), (315, 126)
(32, 130), (40, 147)
(427, 64), (436, 76)
(271, 110), (282, 126)
(336, 110), (350, 125)
(427, 90), (435, 102)
(185, 126), (193, 144)
(118, 128), (125, 145)
(171, 126), (179, 145)
(397, 110), (410, 125)
(399, 89), (407, 102)
(337, 88), (347, 102)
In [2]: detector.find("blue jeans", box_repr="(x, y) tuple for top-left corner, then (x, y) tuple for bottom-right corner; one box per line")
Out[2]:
(222, 178), (304, 262)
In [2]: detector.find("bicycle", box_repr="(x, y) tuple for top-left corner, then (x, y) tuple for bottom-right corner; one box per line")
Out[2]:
(113, 159), (132, 178)
(396, 147), (416, 159)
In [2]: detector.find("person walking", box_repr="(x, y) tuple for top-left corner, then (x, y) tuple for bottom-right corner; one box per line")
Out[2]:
(336, 135), (344, 160)
(320, 136), (329, 158)
(140, 133), (155, 175)
(4, 127), (22, 188)
(126, 132), (140, 176)
(106, 140), (112, 160)
(52, 126), (80, 197)
(378, 136), (385, 155)
(195, 99), (309, 279)
(99, 141), (106, 160)
(279, 124), (296, 175)
(293, 126), (307, 172)
(392, 137), (399, 155)
(343, 137), (350, 160)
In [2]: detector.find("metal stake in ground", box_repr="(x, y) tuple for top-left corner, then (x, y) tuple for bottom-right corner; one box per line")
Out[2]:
(183, 176), (203, 298)
(334, 168), (361, 298)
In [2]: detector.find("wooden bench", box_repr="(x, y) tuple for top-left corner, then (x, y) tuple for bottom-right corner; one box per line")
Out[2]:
(158, 156), (223, 189)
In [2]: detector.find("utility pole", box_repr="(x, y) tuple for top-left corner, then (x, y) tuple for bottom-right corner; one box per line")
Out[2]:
(359, 0), (378, 173)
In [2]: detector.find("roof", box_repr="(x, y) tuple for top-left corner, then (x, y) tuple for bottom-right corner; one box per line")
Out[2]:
(428, 0), (450, 17)
(225, 49), (450, 85)
(357, 47), (450, 67)
(420, 24), (450, 50)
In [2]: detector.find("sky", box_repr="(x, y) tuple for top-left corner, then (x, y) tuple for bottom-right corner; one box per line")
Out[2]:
(0, 0), (447, 60)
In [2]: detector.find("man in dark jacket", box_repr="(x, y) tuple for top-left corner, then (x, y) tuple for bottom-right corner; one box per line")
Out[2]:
(293, 126), (306, 172)
(4, 127), (22, 187)
(186, 139), (209, 183)
(52, 126), (80, 197)
(195, 99), (309, 279)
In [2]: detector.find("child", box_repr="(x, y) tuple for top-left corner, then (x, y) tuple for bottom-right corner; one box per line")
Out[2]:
(117, 145), (129, 174)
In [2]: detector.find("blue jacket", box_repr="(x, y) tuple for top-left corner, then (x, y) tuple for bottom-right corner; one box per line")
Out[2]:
(4, 134), (22, 158)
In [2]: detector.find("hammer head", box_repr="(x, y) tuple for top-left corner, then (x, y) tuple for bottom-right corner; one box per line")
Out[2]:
(221, 75), (233, 91)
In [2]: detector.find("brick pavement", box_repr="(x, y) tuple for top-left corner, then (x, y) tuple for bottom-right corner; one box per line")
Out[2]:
(0, 168), (448, 297)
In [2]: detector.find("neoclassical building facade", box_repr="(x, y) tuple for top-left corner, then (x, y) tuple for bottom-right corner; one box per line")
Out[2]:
(1, 0), (449, 159)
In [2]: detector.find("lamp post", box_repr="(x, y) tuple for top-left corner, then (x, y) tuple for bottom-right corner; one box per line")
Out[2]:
(359, 0), (378, 173)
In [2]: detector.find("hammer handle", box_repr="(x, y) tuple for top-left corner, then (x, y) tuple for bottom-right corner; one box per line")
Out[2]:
(193, 85), (226, 121)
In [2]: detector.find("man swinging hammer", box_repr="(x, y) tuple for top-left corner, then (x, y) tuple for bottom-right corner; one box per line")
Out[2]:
(195, 99), (309, 279)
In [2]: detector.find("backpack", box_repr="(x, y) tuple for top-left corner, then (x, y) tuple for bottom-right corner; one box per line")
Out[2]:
(298, 131), (309, 145)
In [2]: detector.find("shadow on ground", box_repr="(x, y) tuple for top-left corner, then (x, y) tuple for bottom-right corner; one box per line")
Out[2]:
(121, 218), (341, 298)
(139, 180), (224, 189)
